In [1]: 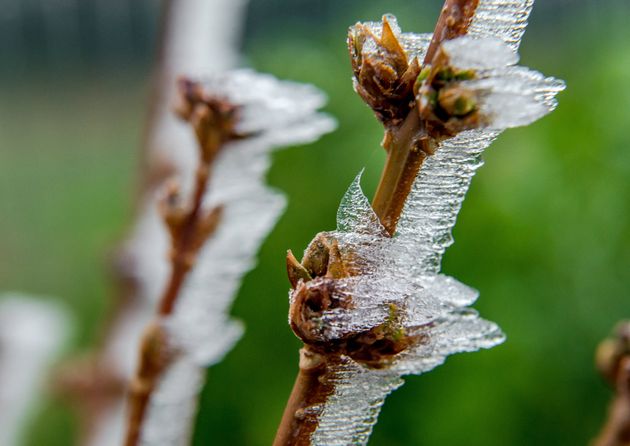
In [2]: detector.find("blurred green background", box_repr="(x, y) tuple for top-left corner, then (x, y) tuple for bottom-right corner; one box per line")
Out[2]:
(1, 0), (629, 444)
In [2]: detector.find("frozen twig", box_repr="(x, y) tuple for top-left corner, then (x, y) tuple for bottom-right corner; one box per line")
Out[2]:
(59, 2), (249, 445)
(123, 72), (334, 446)
(275, 0), (563, 444)
(593, 322), (630, 446)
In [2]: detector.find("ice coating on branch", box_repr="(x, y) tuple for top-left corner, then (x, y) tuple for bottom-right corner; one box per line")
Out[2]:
(299, 2), (563, 444)
(0, 294), (71, 446)
(417, 35), (564, 134)
(441, 36), (518, 69)
(166, 69), (336, 364)
(468, 0), (535, 52)
(297, 179), (504, 443)
(148, 0), (249, 181)
(465, 66), (565, 128)
(137, 70), (334, 444)
(140, 356), (204, 446)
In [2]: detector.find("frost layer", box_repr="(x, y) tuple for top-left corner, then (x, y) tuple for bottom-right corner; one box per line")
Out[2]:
(305, 1), (564, 444)
(0, 294), (70, 446)
(138, 70), (335, 445)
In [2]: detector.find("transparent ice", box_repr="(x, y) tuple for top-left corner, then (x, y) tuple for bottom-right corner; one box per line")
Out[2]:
(0, 294), (71, 446)
(134, 71), (335, 445)
(304, 1), (564, 444)
(439, 36), (565, 130)
(442, 36), (519, 69)
(89, 2), (251, 444)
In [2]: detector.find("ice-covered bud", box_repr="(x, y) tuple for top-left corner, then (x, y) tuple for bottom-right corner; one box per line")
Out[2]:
(176, 78), (243, 163)
(178, 70), (336, 145)
(348, 15), (421, 126)
(437, 86), (477, 117)
(415, 35), (564, 138)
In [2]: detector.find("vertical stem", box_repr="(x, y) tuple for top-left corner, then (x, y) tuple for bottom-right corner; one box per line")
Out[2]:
(275, 0), (481, 443)
(158, 164), (210, 316)
(371, 112), (426, 236)
(124, 158), (212, 446)
(273, 349), (335, 446)
(423, 0), (480, 65)
(370, 0), (480, 235)
(593, 357), (630, 446)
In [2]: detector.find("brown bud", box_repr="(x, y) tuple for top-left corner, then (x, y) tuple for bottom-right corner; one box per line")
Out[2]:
(348, 16), (421, 126)
(175, 77), (244, 163)
(287, 250), (312, 288)
(289, 277), (348, 344)
(595, 321), (630, 386)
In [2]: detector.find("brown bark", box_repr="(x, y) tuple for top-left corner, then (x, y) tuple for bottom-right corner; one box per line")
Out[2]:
(423, 0), (480, 65)
(593, 322), (630, 446)
(371, 111), (428, 236)
(123, 85), (235, 446)
(273, 349), (336, 446)
(371, 0), (480, 235)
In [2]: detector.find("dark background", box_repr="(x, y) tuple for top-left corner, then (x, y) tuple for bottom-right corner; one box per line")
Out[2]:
(1, 0), (629, 444)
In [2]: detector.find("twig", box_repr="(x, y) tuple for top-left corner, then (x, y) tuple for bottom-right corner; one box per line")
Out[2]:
(273, 1), (481, 443)
(371, 0), (478, 235)
(123, 80), (240, 446)
(593, 322), (630, 446)
(55, 2), (250, 445)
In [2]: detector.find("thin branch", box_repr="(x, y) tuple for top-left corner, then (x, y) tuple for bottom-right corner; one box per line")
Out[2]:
(273, 349), (334, 446)
(273, 1), (481, 443)
(56, 2), (251, 445)
(593, 322), (630, 446)
(371, 0), (479, 235)
(123, 81), (240, 446)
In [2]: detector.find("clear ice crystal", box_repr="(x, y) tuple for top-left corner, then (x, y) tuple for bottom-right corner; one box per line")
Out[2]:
(442, 36), (519, 69)
(303, 2), (564, 444)
(140, 356), (204, 446)
(336, 172), (387, 236)
(362, 16), (433, 62)
(135, 71), (335, 443)
(468, 0), (535, 52)
(438, 36), (566, 131)
(464, 65), (565, 129)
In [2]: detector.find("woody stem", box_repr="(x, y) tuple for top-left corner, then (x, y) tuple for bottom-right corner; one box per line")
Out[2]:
(371, 111), (427, 236)
(371, 0), (480, 235)
(275, 0), (481, 444)
(593, 356), (630, 446)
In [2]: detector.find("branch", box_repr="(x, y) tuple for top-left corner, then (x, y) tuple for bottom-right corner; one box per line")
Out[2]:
(123, 82), (239, 446)
(275, 0), (564, 443)
(593, 322), (630, 446)
(274, 1), (482, 443)
(371, 0), (479, 236)
(56, 2), (250, 445)
(123, 70), (334, 445)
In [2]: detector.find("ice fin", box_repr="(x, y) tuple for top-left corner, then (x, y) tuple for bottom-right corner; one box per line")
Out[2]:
(468, 0), (535, 52)
(311, 358), (403, 446)
(442, 36), (519, 69)
(397, 129), (495, 273)
(393, 309), (505, 375)
(467, 66), (566, 128)
(336, 171), (387, 236)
